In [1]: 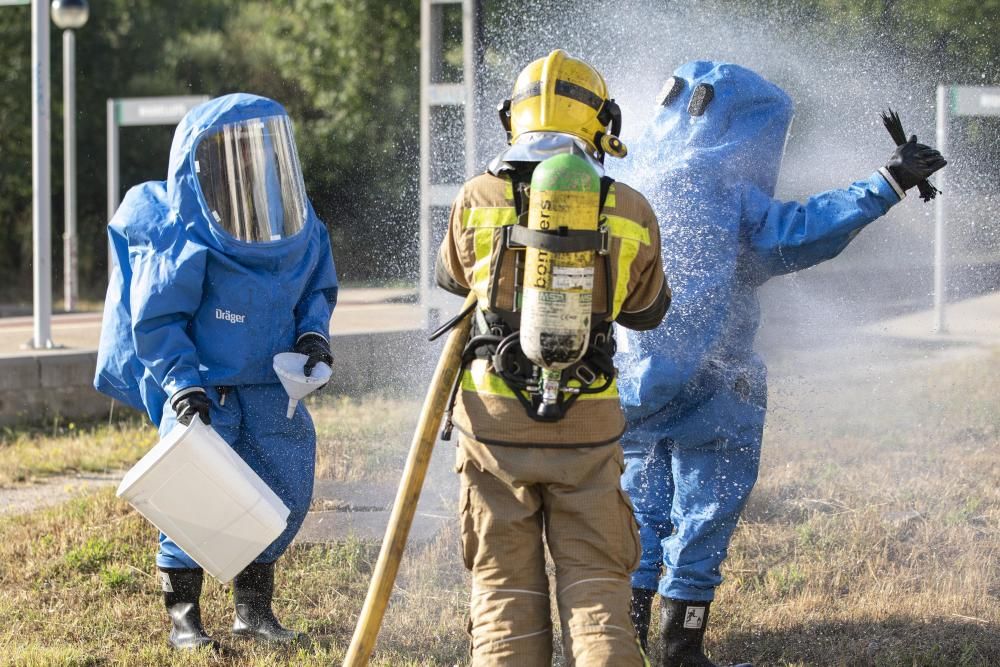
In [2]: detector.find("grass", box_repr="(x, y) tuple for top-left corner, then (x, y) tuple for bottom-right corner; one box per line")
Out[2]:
(701, 347), (1000, 666)
(0, 348), (997, 665)
(0, 487), (468, 666)
(0, 417), (155, 487)
(0, 394), (464, 666)
(312, 396), (418, 483)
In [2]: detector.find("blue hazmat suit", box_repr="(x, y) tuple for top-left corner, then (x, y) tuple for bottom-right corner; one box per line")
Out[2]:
(614, 62), (903, 601)
(95, 93), (338, 569)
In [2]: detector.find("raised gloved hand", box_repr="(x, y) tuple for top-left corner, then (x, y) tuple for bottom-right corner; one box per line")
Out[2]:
(294, 333), (333, 377)
(171, 389), (212, 426)
(885, 135), (947, 191)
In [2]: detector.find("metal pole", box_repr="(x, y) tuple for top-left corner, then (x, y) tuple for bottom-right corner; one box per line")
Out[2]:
(933, 84), (948, 333)
(30, 0), (53, 348)
(462, 0), (478, 179)
(418, 0), (431, 327)
(106, 98), (119, 279)
(62, 28), (77, 311)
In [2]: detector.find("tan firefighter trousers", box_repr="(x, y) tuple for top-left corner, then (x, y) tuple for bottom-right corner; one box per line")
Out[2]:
(456, 435), (644, 666)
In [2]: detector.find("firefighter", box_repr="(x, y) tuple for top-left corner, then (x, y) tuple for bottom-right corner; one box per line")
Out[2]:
(436, 49), (670, 666)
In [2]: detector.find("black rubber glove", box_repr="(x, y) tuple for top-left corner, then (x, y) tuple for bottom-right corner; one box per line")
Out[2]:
(294, 333), (333, 377)
(172, 390), (212, 426)
(886, 135), (947, 191)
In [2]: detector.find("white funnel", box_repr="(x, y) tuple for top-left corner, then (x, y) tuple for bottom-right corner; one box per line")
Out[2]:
(273, 352), (332, 418)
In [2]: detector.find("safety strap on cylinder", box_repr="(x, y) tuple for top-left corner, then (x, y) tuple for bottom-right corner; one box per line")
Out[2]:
(505, 224), (608, 254)
(599, 175), (614, 210)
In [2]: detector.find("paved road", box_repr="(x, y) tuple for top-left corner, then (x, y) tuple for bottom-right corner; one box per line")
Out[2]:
(0, 288), (423, 356)
(0, 472), (123, 517)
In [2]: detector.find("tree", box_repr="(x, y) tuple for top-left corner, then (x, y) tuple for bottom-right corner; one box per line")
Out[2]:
(0, 0), (418, 306)
(165, 0), (420, 283)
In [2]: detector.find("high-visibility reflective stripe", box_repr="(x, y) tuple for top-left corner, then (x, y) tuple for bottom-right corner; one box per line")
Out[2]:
(461, 360), (509, 395)
(604, 214), (650, 245)
(461, 359), (618, 399)
(604, 184), (616, 209)
(463, 207), (518, 229)
(471, 227), (495, 306)
(463, 203), (651, 317)
(612, 237), (640, 319)
(504, 180), (514, 200)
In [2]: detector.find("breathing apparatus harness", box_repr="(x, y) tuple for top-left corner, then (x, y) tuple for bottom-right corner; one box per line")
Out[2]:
(434, 167), (618, 438)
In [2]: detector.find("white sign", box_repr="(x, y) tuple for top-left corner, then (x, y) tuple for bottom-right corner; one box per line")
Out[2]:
(116, 96), (209, 126)
(951, 86), (1000, 117)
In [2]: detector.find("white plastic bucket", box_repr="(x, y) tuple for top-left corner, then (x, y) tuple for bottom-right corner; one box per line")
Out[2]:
(116, 417), (290, 583)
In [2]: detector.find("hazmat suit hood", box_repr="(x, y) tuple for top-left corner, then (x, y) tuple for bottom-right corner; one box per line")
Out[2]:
(166, 93), (316, 265)
(631, 61), (793, 197)
(614, 62), (793, 423)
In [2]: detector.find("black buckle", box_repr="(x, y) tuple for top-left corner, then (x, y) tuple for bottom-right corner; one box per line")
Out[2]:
(503, 225), (521, 250)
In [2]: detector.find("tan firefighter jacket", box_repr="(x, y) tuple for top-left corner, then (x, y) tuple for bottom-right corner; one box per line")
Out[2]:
(437, 170), (669, 447)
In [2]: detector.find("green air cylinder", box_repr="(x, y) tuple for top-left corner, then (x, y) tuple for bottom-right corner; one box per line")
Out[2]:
(520, 154), (600, 417)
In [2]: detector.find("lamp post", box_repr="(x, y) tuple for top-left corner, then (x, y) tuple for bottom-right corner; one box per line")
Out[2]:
(26, 0), (54, 348)
(52, 0), (88, 313)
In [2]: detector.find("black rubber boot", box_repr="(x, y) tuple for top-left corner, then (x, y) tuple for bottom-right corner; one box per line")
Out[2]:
(232, 561), (303, 643)
(630, 587), (656, 652)
(160, 567), (216, 650)
(659, 598), (752, 667)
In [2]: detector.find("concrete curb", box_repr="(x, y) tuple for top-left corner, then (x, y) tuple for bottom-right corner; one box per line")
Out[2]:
(0, 328), (422, 427)
(0, 350), (112, 427)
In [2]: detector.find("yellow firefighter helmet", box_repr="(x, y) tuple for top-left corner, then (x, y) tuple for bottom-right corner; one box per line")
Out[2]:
(498, 49), (627, 159)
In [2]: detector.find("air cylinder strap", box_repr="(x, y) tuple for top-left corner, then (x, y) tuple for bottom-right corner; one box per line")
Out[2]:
(505, 225), (608, 254)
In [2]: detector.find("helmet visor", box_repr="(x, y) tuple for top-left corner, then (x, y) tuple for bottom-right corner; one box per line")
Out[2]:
(195, 114), (307, 243)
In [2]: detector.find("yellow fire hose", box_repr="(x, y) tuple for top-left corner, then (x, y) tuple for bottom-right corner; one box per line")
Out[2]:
(343, 293), (476, 666)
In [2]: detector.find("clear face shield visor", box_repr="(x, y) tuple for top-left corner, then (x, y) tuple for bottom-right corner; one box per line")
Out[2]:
(194, 114), (307, 243)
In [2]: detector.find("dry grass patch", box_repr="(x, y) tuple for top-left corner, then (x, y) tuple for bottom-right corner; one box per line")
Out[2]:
(0, 486), (468, 665)
(312, 394), (418, 482)
(0, 417), (154, 487)
(696, 347), (1000, 666)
